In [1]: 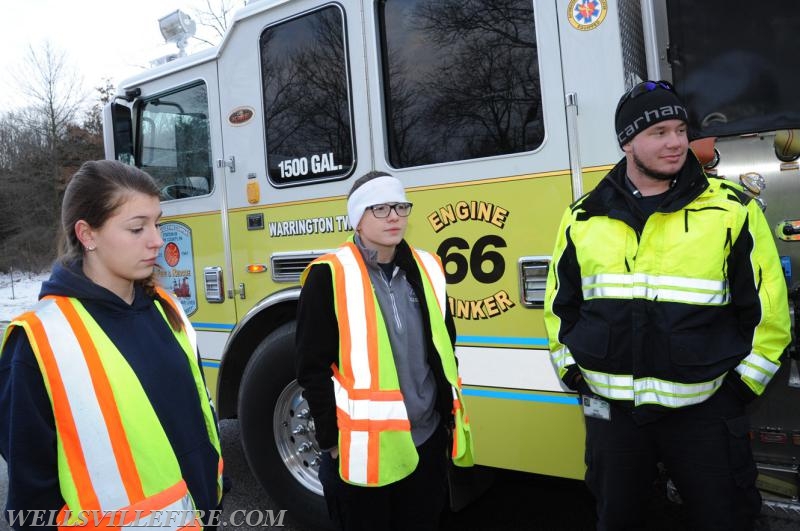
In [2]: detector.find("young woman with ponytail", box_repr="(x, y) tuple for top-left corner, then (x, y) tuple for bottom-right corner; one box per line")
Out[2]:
(0, 160), (224, 530)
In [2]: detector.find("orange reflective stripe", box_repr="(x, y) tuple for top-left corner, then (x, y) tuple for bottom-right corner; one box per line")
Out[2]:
(24, 313), (101, 512)
(328, 241), (436, 485)
(336, 416), (411, 431)
(339, 429), (352, 481)
(367, 431), (380, 485)
(54, 298), (145, 502)
(56, 481), (200, 530)
(118, 480), (190, 524)
(346, 388), (404, 401)
(216, 457), (225, 503)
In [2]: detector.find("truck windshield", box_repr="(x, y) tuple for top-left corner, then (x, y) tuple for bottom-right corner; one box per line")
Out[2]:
(139, 82), (214, 200)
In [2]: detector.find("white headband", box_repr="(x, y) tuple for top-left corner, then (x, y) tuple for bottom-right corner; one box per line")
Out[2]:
(347, 176), (408, 230)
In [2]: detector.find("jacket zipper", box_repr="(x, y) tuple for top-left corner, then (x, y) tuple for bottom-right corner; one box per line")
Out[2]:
(382, 270), (403, 332)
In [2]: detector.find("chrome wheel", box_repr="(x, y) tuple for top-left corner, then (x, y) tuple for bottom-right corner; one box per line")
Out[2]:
(273, 379), (323, 495)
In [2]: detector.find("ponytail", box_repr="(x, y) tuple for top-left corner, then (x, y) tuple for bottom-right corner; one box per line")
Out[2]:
(140, 272), (184, 332)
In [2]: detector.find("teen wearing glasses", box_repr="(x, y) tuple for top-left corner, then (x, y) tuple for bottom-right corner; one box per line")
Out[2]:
(544, 81), (789, 530)
(296, 172), (473, 531)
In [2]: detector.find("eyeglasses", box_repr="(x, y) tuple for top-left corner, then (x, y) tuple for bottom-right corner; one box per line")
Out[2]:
(614, 80), (675, 120)
(368, 202), (413, 218)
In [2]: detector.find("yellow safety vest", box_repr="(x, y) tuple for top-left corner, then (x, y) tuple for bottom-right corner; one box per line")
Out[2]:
(303, 241), (473, 486)
(0, 288), (223, 529)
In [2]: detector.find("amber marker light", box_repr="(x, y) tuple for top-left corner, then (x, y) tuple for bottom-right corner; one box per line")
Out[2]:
(246, 264), (268, 273)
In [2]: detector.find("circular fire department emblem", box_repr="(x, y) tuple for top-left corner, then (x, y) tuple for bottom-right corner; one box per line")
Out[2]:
(164, 242), (181, 267)
(568, 0), (607, 31)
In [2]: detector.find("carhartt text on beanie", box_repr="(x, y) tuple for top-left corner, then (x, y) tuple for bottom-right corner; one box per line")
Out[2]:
(615, 86), (688, 146)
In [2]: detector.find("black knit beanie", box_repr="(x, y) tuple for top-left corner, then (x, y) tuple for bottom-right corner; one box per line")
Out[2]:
(614, 84), (688, 146)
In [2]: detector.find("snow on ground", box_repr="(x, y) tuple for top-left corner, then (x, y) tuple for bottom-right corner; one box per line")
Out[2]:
(0, 271), (50, 323)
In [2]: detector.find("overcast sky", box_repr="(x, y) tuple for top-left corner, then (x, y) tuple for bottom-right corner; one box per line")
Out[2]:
(0, 0), (237, 113)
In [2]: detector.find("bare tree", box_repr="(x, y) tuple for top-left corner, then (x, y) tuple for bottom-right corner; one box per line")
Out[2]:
(14, 42), (85, 151)
(381, 0), (543, 166)
(260, 7), (354, 181)
(0, 41), (95, 271)
(83, 79), (116, 138)
(0, 110), (58, 270)
(191, 0), (248, 46)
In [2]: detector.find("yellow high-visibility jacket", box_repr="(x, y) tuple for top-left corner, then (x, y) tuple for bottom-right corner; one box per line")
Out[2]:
(544, 156), (790, 410)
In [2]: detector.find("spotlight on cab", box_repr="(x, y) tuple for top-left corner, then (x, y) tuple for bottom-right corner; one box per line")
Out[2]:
(158, 10), (196, 57)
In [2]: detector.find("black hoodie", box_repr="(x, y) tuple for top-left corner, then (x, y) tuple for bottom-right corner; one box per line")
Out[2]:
(0, 262), (220, 528)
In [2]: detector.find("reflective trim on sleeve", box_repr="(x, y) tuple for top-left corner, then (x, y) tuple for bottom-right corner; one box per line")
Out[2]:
(550, 346), (576, 371)
(735, 352), (779, 388)
(736, 352), (780, 378)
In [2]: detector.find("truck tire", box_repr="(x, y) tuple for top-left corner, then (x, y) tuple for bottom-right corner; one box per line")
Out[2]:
(238, 321), (333, 530)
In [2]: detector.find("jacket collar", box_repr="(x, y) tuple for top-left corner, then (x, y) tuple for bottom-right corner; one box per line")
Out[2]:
(577, 153), (709, 221)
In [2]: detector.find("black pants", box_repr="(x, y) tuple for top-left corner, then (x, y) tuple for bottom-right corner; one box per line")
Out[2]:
(584, 386), (761, 531)
(317, 426), (448, 531)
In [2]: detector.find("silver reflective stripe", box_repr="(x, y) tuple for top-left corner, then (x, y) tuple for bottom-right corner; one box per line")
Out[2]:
(633, 375), (723, 407)
(580, 366), (725, 408)
(336, 246), (372, 389)
(331, 377), (409, 421)
(734, 353), (779, 387)
(550, 346), (576, 371)
(121, 492), (195, 529)
(735, 352), (779, 384)
(640, 287), (729, 305)
(415, 250), (447, 316)
(582, 273), (629, 286)
(583, 273), (727, 291)
(581, 369), (634, 400)
(347, 431), (369, 484)
(735, 365), (770, 387)
(35, 300), (130, 510)
(635, 390), (710, 408)
(582, 273), (729, 305)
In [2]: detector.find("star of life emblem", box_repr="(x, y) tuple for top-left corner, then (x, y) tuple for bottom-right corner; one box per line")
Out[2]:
(568, 0), (608, 31)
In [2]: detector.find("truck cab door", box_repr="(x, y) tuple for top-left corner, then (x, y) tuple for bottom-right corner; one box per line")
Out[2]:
(215, 0), (368, 318)
(110, 60), (235, 388)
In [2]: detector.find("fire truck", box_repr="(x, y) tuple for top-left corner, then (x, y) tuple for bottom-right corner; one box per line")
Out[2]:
(103, 0), (800, 526)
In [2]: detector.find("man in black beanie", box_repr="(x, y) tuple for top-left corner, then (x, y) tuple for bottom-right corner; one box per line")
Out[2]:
(544, 81), (790, 530)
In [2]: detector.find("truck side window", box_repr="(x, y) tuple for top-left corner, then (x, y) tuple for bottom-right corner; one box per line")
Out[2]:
(260, 6), (354, 186)
(139, 83), (214, 201)
(379, 0), (544, 168)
